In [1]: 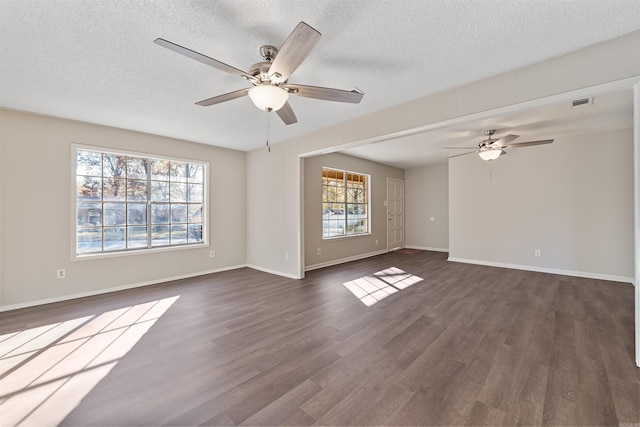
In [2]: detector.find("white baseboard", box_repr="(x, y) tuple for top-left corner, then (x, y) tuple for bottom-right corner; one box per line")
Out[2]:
(447, 257), (634, 285)
(305, 249), (388, 272)
(4, 255), (631, 313)
(0, 264), (248, 313)
(405, 245), (449, 253)
(246, 264), (301, 280)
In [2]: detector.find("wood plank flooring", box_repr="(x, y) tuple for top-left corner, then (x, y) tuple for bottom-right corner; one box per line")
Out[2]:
(0, 250), (638, 426)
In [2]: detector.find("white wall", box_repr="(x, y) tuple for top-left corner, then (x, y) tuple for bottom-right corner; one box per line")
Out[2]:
(448, 128), (634, 281)
(303, 153), (403, 269)
(245, 140), (298, 277)
(246, 31), (640, 280)
(405, 163), (449, 252)
(0, 109), (247, 310)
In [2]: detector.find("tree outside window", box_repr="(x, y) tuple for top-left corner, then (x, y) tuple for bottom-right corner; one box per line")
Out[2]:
(76, 148), (206, 255)
(322, 167), (369, 238)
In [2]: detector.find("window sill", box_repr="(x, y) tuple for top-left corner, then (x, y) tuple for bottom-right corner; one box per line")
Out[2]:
(322, 232), (372, 241)
(72, 242), (209, 262)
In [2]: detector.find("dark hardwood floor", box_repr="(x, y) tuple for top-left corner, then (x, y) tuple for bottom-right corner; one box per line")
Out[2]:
(0, 250), (638, 426)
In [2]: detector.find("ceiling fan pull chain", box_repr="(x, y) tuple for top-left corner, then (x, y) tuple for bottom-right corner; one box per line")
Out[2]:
(266, 109), (271, 152)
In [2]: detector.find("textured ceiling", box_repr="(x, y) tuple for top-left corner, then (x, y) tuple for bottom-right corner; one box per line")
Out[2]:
(342, 89), (635, 168)
(1, 0), (639, 160)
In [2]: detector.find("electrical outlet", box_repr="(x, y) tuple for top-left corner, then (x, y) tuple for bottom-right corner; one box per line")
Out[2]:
(209, 250), (215, 258)
(317, 248), (321, 255)
(285, 252), (289, 261)
(375, 239), (378, 245)
(534, 249), (541, 257)
(57, 269), (65, 279)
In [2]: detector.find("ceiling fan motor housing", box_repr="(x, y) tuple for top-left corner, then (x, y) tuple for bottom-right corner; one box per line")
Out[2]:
(249, 62), (273, 82)
(248, 45), (284, 84)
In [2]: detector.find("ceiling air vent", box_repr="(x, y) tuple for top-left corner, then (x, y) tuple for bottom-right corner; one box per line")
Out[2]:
(571, 97), (592, 108)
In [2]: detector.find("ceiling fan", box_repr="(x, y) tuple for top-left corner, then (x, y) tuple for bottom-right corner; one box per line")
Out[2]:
(154, 22), (364, 125)
(444, 130), (554, 161)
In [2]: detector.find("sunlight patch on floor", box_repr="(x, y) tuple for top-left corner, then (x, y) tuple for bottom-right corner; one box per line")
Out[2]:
(0, 295), (179, 426)
(343, 267), (423, 306)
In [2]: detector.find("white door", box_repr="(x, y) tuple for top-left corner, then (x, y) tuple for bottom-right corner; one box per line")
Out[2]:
(387, 178), (405, 251)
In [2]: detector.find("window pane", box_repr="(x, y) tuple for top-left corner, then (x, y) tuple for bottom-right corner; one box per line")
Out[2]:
(103, 178), (126, 201)
(347, 217), (366, 235)
(322, 186), (332, 202)
(77, 151), (102, 176)
(127, 157), (148, 179)
(77, 176), (102, 201)
(77, 227), (102, 253)
(188, 224), (203, 243)
(151, 181), (169, 202)
(171, 204), (187, 223)
(128, 226), (147, 248)
(324, 219), (344, 237)
(151, 160), (170, 181)
(188, 183), (203, 203)
(322, 168), (342, 181)
(77, 203), (102, 226)
(322, 221), (331, 238)
(151, 225), (170, 247)
(103, 154), (126, 178)
(127, 179), (147, 201)
(347, 186), (365, 203)
(171, 224), (187, 244)
(329, 184), (344, 202)
(188, 204), (203, 222)
(331, 203), (345, 215)
(170, 162), (187, 182)
(346, 172), (364, 184)
(104, 203), (126, 226)
(151, 204), (170, 224)
(347, 203), (365, 215)
(188, 164), (204, 183)
(170, 182), (187, 202)
(128, 203), (147, 225)
(104, 227), (126, 251)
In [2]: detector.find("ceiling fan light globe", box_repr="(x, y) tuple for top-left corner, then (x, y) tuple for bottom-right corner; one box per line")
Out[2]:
(478, 149), (502, 161)
(248, 85), (289, 111)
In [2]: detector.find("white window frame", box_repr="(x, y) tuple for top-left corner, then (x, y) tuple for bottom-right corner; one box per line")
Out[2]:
(71, 144), (209, 260)
(322, 167), (371, 239)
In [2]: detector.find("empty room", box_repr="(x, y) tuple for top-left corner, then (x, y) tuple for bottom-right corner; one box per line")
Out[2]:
(1, 1), (639, 426)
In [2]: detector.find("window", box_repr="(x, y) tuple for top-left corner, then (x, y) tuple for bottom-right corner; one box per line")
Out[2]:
(322, 167), (369, 238)
(75, 147), (206, 255)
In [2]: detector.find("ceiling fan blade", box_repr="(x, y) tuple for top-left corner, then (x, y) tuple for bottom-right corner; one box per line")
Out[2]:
(286, 84), (364, 103)
(195, 88), (250, 106)
(505, 139), (554, 148)
(443, 146), (482, 150)
(448, 151), (478, 159)
(268, 22), (321, 82)
(154, 38), (255, 81)
(495, 134), (519, 145)
(276, 101), (298, 125)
